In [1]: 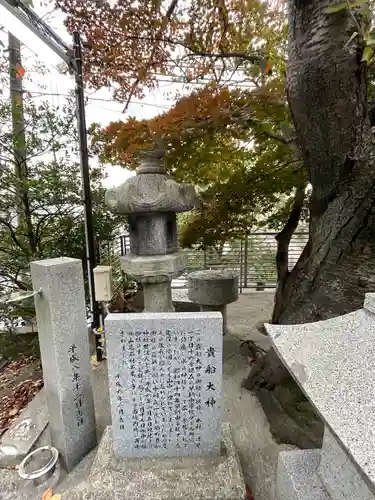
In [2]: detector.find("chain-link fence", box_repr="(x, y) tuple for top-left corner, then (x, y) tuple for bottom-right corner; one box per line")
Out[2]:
(99, 232), (309, 292)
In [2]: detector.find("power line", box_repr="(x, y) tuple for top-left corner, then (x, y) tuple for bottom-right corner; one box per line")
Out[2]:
(0, 89), (171, 109)
(24, 90), (171, 109)
(1, 26), (257, 90)
(0, 0), (72, 65)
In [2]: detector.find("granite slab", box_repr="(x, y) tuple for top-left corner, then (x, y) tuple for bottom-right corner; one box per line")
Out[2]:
(277, 450), (329, 500)
(318, 426), (374, 500)
(266, 302), (375, 494)
(61, 423), (246, 500)
(31, 257), (97, 471)
(105, 311), (223, 458)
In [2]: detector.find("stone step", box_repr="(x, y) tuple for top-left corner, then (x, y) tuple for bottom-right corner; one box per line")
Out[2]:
(318, 427), (375, 500)
(276, 449), (329, 500)
(0, 389), (48, 466)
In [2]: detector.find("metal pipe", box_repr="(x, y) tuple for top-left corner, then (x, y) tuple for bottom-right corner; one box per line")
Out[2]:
(244, 234), (249, 288)
(239, 239), (243, 294)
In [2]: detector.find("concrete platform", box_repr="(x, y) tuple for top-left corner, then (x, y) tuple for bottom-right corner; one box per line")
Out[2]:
(276, 450), (329, 500)
(0, 292), (287, 500)
(62, 423), (245, 500)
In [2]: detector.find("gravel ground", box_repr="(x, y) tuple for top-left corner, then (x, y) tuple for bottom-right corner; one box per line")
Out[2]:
(225, 292), (295, 500)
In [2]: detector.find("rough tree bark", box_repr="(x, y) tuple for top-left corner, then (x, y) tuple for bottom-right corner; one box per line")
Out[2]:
(272, 184), (306, 324)
(244, 0), (375, 390)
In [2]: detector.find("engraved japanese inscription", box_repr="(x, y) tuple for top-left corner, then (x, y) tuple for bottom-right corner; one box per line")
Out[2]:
(68, 343), (85, 428)
(106, 313), (222, 458)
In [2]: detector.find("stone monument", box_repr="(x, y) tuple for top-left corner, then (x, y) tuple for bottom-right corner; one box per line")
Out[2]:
(105, 145), (197, 312)
(106, 312), (222, 458)
(267, 292), (375, 500)
(30, 258), (97, 472)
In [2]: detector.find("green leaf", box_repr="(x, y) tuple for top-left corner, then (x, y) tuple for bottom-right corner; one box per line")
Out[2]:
(327, 2), (348, 13)
(327, 0), (367, 12)
(345, 31), (359, 46)
(365, 38), (375, 46)
(348, 0), (368, 7)
(361, 46), (373, 62)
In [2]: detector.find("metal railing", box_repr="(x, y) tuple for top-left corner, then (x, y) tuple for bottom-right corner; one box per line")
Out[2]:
(99, 232), (309, 291)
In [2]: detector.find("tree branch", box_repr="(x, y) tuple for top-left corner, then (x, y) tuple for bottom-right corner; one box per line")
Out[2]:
(34, 213), (56, 246)
(0, 271), (29, 291)
(183, 50), (263, 64)
(165, 0), (178, 17)
(258, 129), (290, 144)
(272, 184), (306, 323)
(122, 0), (179, 113)
(0, 219), (28, 255)
(122, 35), (264, 65)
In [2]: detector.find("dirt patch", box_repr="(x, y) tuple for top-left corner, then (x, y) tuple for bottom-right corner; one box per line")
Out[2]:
(228, 292), (323, 449)
(257, 383), (324, 449)
(0, 331), (40, 361)
(0, 330), (43, 436)
(0, 357), (43, 437)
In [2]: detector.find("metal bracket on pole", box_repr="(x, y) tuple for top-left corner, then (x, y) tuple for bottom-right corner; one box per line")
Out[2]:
(0, 0), (75, 68)
(5, 289), (42, 304)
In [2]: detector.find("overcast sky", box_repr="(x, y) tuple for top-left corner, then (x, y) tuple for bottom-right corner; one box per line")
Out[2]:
(0, 1), (178, 188)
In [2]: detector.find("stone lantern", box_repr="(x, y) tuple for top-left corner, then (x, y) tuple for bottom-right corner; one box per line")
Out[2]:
(105, 146), (198, 312)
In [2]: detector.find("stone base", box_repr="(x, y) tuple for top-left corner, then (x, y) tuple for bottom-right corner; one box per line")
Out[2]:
(0, 390), (48, 467)
(62, 423), (246, 500)
(120, 251), (187, 281)
(277, 450), (329, 500)
(318, 427), (375, 500)
(187, 270), (239, 306)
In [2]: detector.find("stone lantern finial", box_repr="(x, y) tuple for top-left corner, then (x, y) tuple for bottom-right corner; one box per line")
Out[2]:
(138, 137), (165, 158)
(136, 140), (166, 175)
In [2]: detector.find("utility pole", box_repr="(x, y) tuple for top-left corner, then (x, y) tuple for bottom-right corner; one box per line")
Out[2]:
(8, 0), (26, 225)
(9, 31), (25, 168)
(8, 14), (36, 258)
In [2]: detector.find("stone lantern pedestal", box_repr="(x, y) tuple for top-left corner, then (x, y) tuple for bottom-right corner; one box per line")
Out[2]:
(120, 252), (186, 312)
(188, 270), (239, 334)
(105, 147), (198, 313)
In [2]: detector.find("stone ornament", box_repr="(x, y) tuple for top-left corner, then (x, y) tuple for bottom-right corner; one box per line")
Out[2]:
(188, 270), (239, 334)
(105, 145), (199, 312)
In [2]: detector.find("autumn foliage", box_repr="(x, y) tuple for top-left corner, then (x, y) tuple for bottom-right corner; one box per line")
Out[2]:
(56, 0), (300, 247)
(56, 0), (282, 102)
(93, 86), (252, 172)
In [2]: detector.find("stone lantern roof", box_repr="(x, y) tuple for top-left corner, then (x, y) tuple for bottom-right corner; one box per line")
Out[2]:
(105, 148), (198, 216)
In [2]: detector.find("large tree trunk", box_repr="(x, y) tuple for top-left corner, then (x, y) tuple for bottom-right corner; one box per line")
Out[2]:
(244, 0), (375, 391)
